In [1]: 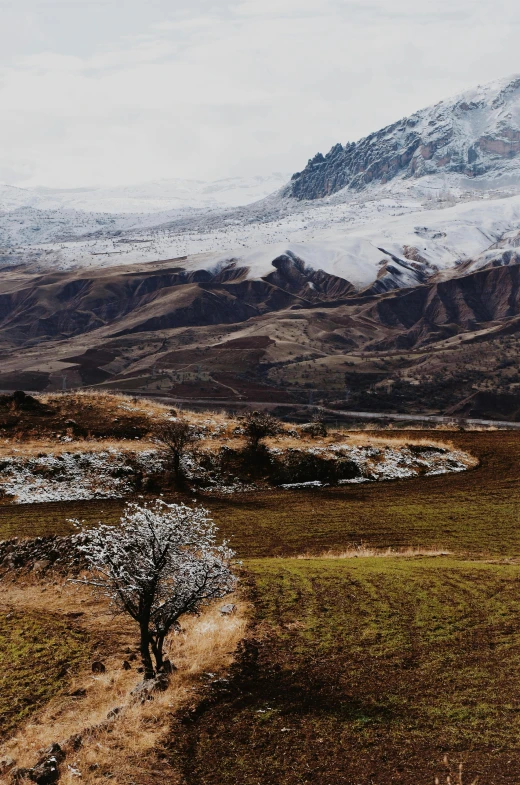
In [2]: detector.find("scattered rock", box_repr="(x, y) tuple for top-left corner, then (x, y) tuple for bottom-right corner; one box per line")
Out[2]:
(32, 560), (51, 573)
(0, 758), (15, 775)
(91, 661), (106, 674)
(11, 766), (32, 783)
(61, 735), (82, 753)
(29, 757), (60, 785)
(36, 746), (65, 766)
(220, 603), (236, 615)
(154, 672), (170, 691)
(130, 674), (169, 699)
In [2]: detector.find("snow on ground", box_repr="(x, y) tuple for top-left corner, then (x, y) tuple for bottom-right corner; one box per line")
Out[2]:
(0, 174), (291, 215)
(5, 171), (520, 292)
(0, 442), (472, 504)
(0, 449), (164, 504)
(279, 444), (470, 488)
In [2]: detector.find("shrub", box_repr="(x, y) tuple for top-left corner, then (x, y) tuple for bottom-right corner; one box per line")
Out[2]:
(241, 411), (282, 451)
(154, 418), (197, 478)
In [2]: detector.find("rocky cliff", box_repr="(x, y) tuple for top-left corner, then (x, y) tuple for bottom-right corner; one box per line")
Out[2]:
(290, 76), (520, 199)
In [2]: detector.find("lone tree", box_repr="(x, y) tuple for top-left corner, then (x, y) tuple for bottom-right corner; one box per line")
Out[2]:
(74, 500), (236, 680)
(242, 410), (281, 451)
(154, 418), (197, 479)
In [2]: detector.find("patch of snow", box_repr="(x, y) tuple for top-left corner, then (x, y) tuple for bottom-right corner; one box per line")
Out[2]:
(281, 480), (325, 489)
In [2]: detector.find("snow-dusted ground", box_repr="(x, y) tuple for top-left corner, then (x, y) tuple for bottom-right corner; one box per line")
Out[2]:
(0, 442), (472, 504)
(278, 443), (470, 489)
(0, 173), (291, 215)
(2, 170), (520, 292)
(0, 449), (164, 504)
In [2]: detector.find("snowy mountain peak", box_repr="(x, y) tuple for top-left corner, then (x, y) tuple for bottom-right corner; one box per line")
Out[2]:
(290, 74), (520, 200)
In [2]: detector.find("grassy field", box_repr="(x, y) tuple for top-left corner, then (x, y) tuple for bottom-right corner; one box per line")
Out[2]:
(1, 431), (519, 557)
(2, 429), (520, 782)
(173, 557), (520, 784)
(0, 609), (89, 738)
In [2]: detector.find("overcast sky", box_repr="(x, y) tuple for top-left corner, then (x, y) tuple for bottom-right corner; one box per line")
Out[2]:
(0, 0), (519, 189)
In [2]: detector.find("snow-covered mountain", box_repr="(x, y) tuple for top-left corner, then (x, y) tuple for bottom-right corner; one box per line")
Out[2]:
(290, 75), (520, 199)
(3, 75), (520, 299)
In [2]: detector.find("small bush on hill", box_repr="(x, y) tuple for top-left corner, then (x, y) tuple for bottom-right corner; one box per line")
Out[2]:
(241, 411), (282, 451)
(154, 418), (197, 479)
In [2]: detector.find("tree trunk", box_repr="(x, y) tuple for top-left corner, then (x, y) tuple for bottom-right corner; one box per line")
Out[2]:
(173, 451), (180, 478)
(139, 623), (155, 680)
(151, 635), (165, 671)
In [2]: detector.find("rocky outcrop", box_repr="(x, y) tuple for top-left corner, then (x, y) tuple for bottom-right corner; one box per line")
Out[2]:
(290, 76), (520, 199)
(263, 251), (355, 301)
(0, 535), (86, 574)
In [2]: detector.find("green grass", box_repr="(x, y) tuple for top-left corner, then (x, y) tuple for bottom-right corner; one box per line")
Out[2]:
(0, 609), (90, 739)
(173, 557), (520, 784)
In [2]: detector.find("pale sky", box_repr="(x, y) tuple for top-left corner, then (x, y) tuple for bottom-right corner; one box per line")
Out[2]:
(1, 0), (519, 188)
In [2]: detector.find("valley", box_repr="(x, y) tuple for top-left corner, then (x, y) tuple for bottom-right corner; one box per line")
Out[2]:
(2, 77), (520, 420)
(3, 72), (520, 785)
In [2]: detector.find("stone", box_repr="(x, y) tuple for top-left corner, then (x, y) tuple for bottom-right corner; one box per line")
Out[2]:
(29, 757), (60, 785)
(154, 673), (170, 692)
(33, 560), (51, 573)
(220, 603), (236, 615)
(61, 734), (82, 753)
(11, 766), (33, 782)
(0, 757), (15, 774)
(37, 746), (65, 766)
(130, 674), (169, 699)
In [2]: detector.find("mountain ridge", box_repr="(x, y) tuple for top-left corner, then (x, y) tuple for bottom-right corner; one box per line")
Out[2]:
(290, 75), (520, 200)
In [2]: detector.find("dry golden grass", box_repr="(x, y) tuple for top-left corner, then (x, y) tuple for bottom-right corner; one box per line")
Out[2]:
(41, 390), (168, 418)
(296, 546), (453, 560)
(435, 755), (478, 785)
(264, 432), (461, 452)
(0, 438), (159, 458)
(0, 579), (248, 785)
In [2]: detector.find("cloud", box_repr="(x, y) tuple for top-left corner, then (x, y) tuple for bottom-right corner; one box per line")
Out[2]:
(0, 0), (519, 187)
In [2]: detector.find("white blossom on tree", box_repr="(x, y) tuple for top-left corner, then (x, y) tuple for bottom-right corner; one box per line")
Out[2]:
(71, 500), (236, 679)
